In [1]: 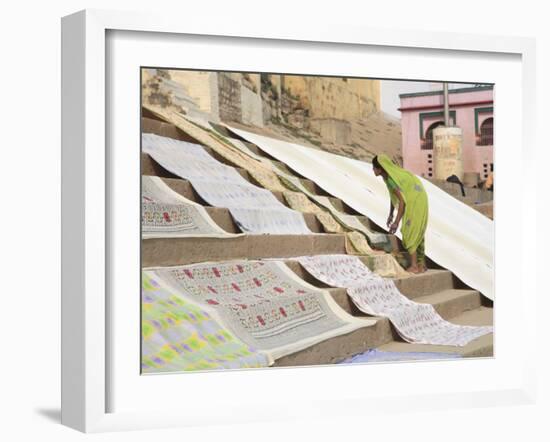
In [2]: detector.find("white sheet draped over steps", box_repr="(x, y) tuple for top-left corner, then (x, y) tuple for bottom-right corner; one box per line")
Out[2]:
(227, 127), (494, 301)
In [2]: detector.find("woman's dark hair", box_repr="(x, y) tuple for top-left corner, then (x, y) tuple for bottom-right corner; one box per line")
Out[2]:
(372, 155), (381, 169)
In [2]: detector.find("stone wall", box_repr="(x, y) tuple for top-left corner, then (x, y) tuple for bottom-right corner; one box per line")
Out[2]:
(218, 73), (242, 123)
(240, 73), (264, 127)
(281, 76), (380, 121)
(309, 118), (352, 145)
(169, 71), (218, 116)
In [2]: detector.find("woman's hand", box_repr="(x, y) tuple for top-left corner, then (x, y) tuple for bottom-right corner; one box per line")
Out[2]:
(386, 214), (393, 228)
(389, 221), (398, 234)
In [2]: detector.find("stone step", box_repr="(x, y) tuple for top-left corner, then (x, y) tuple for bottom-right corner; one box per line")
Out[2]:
(376, 306), (493, 358)
(273, 317), (391, 367)
(277, 305), (493, 366)
(414, 289), (482, 319)
(141, 153), (251, 182)
(203, 207), (324, 234)
(274, 304), (493, 366)
(323, 288), (481, 322)
(284, 260), (455, 298)
(150, 176), (392, 241)
(141, 234), (347, 267)
(394, 269), (455, 298)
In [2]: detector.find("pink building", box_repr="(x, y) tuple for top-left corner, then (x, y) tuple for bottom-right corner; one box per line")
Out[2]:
(399, 85), (494, 181)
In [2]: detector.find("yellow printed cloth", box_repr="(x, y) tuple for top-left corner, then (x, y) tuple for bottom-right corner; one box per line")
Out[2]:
(142, 272), (271, 373)
(143, 105), (287, 192)
(283, 191), (344, 233)
(345, 231), (409, 278)
(345, 231), (378, 255)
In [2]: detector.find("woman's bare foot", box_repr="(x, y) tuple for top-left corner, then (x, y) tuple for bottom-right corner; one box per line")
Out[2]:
(406, 265), (421, 274)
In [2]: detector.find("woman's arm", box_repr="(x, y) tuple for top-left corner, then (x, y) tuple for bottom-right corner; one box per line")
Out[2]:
(389, 189), (405, 234)
(387, 201), (394, 227)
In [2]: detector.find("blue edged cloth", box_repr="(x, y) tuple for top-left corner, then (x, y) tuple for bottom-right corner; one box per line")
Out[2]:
(339, 349), (462, 364)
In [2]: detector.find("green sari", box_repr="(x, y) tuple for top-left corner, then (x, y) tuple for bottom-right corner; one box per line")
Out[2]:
(378, 154), (429, 261)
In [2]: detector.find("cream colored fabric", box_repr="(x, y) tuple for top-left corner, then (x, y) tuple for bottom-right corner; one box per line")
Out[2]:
(366, 255), (411, 278)
(228, 126), (494, 300)
(345, 232), (409, 278)
(142, 176), (239, 239)
(345, 231), (377, 255)
(283, 191), (344, 233)
(143, 105), (287, 192)
(296, 255), (492, 346)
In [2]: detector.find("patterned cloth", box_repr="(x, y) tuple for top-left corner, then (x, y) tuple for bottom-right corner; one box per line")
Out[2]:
(142, 272), (271, 373)
(339, 349), (461, 364)
(189, 181), (311, 234)
(331, 212), (391, 250)
(364, 254), (411, 278)
(142, 133), (311, 234)
(345, 232), (409, 278)
(143, 105), (287, 192)
(295, 254), (493, 347)
(145, 260), (373, 360)
(283, 191), (344, 233)
(141, 176), (235, 238)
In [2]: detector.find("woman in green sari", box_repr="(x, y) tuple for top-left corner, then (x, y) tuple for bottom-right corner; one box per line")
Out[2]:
(372, 154), (429, 273)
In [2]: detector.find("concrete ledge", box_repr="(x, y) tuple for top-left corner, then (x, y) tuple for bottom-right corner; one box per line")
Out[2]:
(415, 289), (482, 319)
(159, 176), (287, 205)
(141, 153), (251, 181)
(273, 317), (392, 367)
(394, 269), (455, 298)
(285, 261), (455, 298)
(141, 234), (347, 267)
(202, 207), (323, 234)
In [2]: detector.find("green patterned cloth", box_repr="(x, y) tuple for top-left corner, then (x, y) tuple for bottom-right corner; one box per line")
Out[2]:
(142, 272), (271, 373)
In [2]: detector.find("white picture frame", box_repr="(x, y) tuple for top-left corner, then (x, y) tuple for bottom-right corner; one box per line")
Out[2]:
(61, 9), (537, 433)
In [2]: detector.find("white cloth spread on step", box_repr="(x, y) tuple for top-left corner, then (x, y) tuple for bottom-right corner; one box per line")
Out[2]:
(141, 175), (238, 238)
(295, 254), (493, 347)
(142, 133), (311, 234)
(228, 126), (494, 300)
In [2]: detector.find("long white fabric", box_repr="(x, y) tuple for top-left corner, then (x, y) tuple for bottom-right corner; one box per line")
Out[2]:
(295, 254), (493, 346)
(142, 133), (312, 234)
(141, 175), (238, 238)
(227, 127), (494, 300)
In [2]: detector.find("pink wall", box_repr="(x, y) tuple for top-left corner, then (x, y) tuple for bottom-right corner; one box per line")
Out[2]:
(399, 86), (494, 181)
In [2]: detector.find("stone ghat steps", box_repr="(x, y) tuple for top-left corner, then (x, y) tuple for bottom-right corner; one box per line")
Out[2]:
(284, 260), (455, 299)
(274, 306), (493, 366)
(151, 174), (393, 240)
(376, 307), (493, 358)
(273, 317), (391, 367)
(326, 287), (483, 322)
(204, 206), (325, 234)
(142, 153), (364, 219)
(142, 234), (347, 267)
(141, 114), (494, 364)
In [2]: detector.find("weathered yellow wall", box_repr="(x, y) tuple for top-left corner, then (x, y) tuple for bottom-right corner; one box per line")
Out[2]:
(281, 75), (380, 120)
(169, 70), (217, 114)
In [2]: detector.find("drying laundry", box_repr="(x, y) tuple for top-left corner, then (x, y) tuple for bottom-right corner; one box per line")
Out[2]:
(228, 126), (494, 300)
(295, 254), (492, 347)
(143, 105), (287, 192)
(141, 175), (236, 238)
(145, 260), (373, 360)
(142, 132), (311, 234)
(142, 272), (271, 372)
(283, 191), (344, 233)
